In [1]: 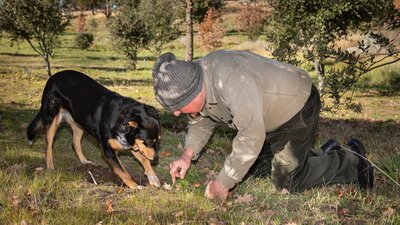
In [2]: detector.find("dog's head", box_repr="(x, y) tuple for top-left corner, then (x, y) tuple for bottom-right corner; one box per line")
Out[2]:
(111, 102), (161, 165)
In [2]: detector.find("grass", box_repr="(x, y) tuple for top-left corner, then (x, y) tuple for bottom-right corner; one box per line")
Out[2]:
(1, 6), (400, 225)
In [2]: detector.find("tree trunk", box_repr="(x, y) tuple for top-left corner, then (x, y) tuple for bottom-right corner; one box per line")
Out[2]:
(315, 58), (325, 93)
(185, 0), (193, 61)
(105, 0), (111, 18)
(91, 0), (95, 15)
(44, 53), (52, 77)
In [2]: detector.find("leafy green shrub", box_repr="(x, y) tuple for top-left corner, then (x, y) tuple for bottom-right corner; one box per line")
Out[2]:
(360, 65), (400, 91)
(75, 32), (94, 49)
(378, 155), (400, 181)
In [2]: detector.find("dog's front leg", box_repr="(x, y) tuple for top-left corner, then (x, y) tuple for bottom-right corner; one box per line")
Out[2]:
(131, 151), (161, 187)
(102, 143), (142, 189)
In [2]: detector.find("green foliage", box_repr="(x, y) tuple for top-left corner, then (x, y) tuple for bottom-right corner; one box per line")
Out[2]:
(0, 4), (400, 223)
(138, 0), (181, 56)
(361, 64), (400, 92)
(75, 32), (94, 49)
(378, 155), (400, 182)
(266, 0), (400, 110)
(0, 0), (71, 77)
(109, 0), (150, 70)
(192, 0), (225, 23)
(109, 0), (182, 67)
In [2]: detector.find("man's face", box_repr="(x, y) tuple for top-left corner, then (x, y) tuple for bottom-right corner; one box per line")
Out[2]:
(173, 84), (206, 116)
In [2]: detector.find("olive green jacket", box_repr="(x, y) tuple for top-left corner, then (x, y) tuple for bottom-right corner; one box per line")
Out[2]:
(185, 50), (312, 189)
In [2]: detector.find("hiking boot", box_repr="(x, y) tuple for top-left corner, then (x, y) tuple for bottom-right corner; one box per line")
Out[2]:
(320, 139), (340, 155)
(346, 138), (374, 189)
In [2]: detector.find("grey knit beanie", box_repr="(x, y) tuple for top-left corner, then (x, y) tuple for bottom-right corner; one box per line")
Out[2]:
(152, 52), (203, 111)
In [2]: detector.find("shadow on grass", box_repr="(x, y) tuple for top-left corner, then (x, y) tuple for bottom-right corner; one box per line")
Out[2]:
(0, 52), (39, 57)
(358, 85), (400, 96)
(0, 64), (149, 73)
(95, 77), (154, 87)
(2, 102), (398, 152)
(86, 56), (121, 61)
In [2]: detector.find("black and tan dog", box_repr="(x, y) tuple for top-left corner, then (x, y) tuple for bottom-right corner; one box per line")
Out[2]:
(27, 70), (161, 189)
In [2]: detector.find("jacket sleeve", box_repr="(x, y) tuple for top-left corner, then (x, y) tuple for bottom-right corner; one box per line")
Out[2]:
(184, 116), (217, 160)
(216, 71), (266, 189)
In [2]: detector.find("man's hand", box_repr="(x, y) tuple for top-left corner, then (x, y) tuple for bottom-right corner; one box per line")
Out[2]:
(169, 148), (195, 183)
(205, 179), (229, 201)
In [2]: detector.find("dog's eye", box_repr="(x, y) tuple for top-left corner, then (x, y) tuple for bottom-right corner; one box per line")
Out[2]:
(119, 124), (129, 133)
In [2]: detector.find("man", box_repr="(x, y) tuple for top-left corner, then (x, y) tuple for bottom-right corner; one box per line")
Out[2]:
(152, 50), (373, 201)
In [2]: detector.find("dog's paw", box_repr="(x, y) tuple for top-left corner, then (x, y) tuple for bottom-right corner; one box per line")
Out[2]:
(146, 174), (161, 187)
(81, 159), (95, 165)
(136, 185), (145, 190)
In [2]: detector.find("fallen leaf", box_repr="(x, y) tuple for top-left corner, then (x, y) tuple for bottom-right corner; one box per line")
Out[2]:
(115, 187), (125, 194)
(6, 163), (26, 173)
(10, 194), (20, 208)
(177, 142), (183, 150)
(285, 222), (297, 225)
(208, 217), (224, 225)
(28, 205), (37, 216)
(34, 167), (44, 173)
(163, 183), (173, 191)
(234, 193), (253, 204)
(103, 199), (114, 214)
(383, 207), (395, 218)
(159, 151), (172, 157)
(206, 148), (216, 154)
(280, 188), (290, 195)
(174, 210), (184, 217)
(24, 190), (32, 199)
(264, 209), (276, 217)
(193, 181), (201, 188)
(339, 207), (350, 216)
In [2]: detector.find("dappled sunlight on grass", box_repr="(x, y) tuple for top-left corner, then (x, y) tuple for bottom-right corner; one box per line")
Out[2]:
(1, 4), (399, 224)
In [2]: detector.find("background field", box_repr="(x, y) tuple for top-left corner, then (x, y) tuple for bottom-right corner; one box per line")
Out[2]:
(0, 2), (399, 224)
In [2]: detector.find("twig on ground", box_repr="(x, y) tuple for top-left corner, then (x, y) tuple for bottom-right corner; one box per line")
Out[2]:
(88, 170), (98, 185)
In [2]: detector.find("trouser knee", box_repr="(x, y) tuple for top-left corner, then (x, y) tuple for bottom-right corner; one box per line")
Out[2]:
(271, 162), (308, 193)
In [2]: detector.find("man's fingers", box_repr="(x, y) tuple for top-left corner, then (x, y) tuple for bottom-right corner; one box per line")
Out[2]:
(169, 160), (190, 182)
(179, 167), (187, 179)
(171, 175), (176, 184)
(169, 164), (179, 184)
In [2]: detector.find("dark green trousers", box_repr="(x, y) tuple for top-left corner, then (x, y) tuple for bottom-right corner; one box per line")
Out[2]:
(249, 85), (358, 192)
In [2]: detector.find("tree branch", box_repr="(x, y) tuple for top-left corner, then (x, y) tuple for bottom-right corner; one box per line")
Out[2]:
(25, 38), (43, 57)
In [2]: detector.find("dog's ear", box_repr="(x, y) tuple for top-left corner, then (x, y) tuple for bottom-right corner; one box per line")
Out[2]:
(130, 114), (142, 126)
(144, 105), (159, 119)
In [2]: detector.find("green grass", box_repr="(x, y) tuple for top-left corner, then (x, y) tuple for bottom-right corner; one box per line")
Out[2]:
(1, 9), (400, 224)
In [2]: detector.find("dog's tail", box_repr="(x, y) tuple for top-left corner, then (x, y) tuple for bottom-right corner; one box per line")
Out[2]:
(27, 75), (60, 145)
(27, 112), (45, 145)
